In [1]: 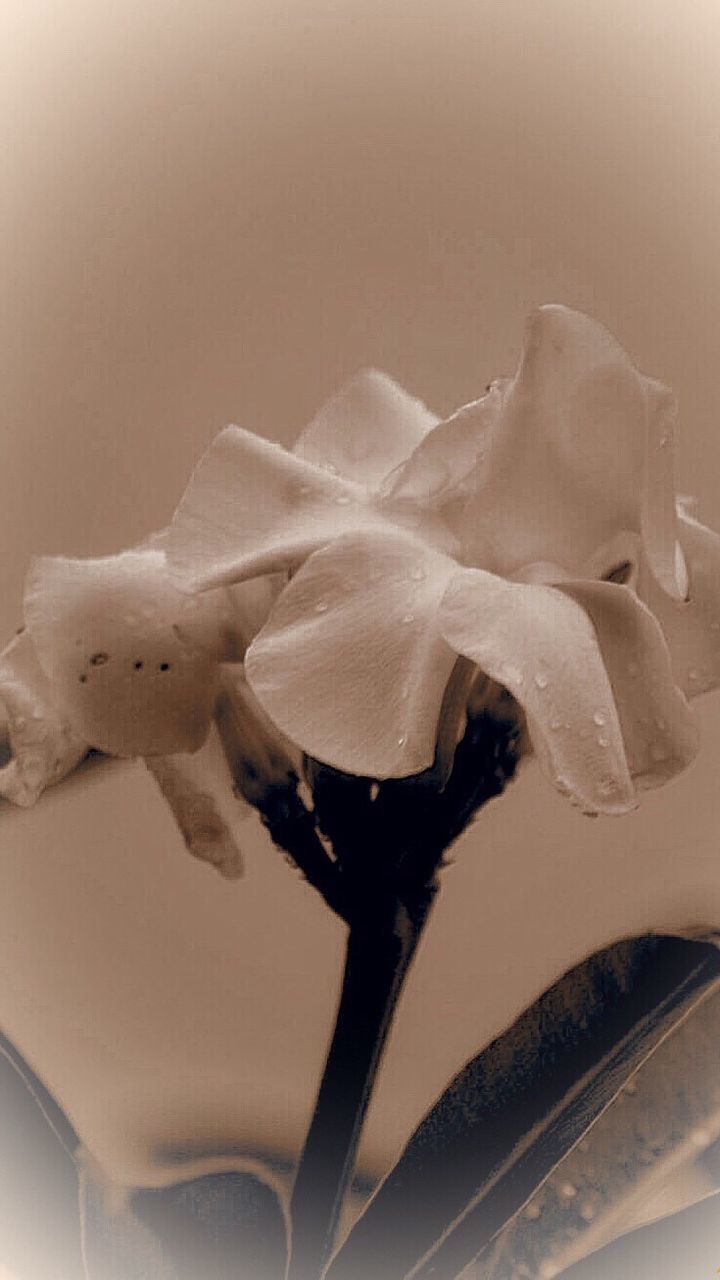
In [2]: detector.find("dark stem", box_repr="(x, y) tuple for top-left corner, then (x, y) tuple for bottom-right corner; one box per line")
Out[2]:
(287, 888), (436, 1280)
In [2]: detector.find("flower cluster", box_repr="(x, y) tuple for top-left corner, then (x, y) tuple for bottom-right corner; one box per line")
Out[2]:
(3, 306), (719, 854)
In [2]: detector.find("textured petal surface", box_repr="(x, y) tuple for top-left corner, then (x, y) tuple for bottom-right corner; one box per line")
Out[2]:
(294, 367), (438, 486)
(144, 726), (244, 880)
(440, 569), (636, 814)
(166, 426), (385, 591)
(556, 580), (698, 789)
(246, 529), (458, 778)
(23, 550), (230, 756)
(0, 631), (88, 806)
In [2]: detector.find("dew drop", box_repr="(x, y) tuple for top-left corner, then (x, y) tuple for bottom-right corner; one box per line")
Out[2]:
(597, 736), (609, 748)
(400, 684), (411, 700)
(299, 485), (312, 497)
(624, 1077), (638, 1095)
(687, 668), (699, 682)
(534, 672), (549, 689)
(315, 601), (329, 613)
(550, 718), (563, 731)
(690, 1128), (710, 1148)
(369, 782), (380, 801)
(539, 1263), (559, 1279)
(592, 711), (606, 726)
(659, 433), (669, 448)
(324, 462), (339, 475)
(560, 1182), (577, 1200)
(579, 1202), (596, 1222)
(402, 612), (415, 624)
(397, 733), (408, 748)
(524, 1202), (541, 1221)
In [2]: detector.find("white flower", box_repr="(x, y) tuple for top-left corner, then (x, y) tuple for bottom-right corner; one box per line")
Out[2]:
(164, 306), (720, 816)
(1, 372), (436, 868)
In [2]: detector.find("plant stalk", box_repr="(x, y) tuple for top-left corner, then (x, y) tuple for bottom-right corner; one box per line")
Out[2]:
(287, 888), (436, 1280)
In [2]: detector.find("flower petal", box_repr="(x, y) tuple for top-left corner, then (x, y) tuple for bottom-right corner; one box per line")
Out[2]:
(0, 631), (87, 806)
(555, 579), (698, 789)
(449, 306), (685, 588)
(165, 426), (386, 592)
(440, 568), (636, 814)
(145, 726), (244, 880)
(23, 549), (228, 756)
(379, 382), (505, 508)
(246, 529), (458, 778)
(636, 512), (720, 697)
(293, 368), (438, 486)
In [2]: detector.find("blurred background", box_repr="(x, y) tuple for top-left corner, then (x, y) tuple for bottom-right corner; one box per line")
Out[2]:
(2, 0), (720, 1272)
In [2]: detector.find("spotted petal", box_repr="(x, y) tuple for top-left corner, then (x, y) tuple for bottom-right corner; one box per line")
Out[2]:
(440, 569), (637, 814)
(294, 368), (438, 487)
(0, 630), (87, 806)
(23, 549), (236, 757)
(246, 529), (458, 778)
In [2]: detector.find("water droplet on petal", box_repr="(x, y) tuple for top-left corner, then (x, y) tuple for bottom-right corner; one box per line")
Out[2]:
(592, 711), (606, 726)
(324, 462), (339, 475)
(560, 1182), (577, 1200)
(397, 733), (408, 748)
(579, 1202), (596, 1222)
(400, 684), (411, 700)
(369, 782), (380, 802)
(525, 1202), (541, 1221)
(315, 601), (329, 614)
(688, 668), (698, 682)
(659, 433), (669, 448)
(550, 719), (562, 731)
(402, 613), (415, 624)
(534, 672), (549, 689)
(597, 736), (609, 748)
(624, 1077), (638, 1095)
(299, 484), (312, 497)
(539, 1263), (559, 1279)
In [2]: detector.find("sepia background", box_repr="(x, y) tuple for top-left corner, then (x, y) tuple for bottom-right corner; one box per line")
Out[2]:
(2, 0), (720, 1267)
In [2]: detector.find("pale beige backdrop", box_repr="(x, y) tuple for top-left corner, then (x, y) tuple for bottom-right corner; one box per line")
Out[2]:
(2, 0), (720, 1198)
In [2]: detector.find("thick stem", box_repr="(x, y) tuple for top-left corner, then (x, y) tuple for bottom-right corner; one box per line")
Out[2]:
(287, 889), (436, 1280)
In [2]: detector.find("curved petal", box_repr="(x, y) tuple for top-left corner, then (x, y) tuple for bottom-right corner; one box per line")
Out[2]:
(144, 726), (244, 881)
(379, 381), (505, 509)
(165, 426), (385, 592)
(439, 568), (636, 814)
(23, 550), (229, 757)
(637, 512), (720, 697)
(246, 529), (458, 778)
(293, 368), (438, 486)
(452, 307), (685, 590)
(555, 580), (698, 789)
(0, 631), (87, 806)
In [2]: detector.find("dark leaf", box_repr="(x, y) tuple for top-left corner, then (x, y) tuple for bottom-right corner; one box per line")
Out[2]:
(327, 933), (720, 1280)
